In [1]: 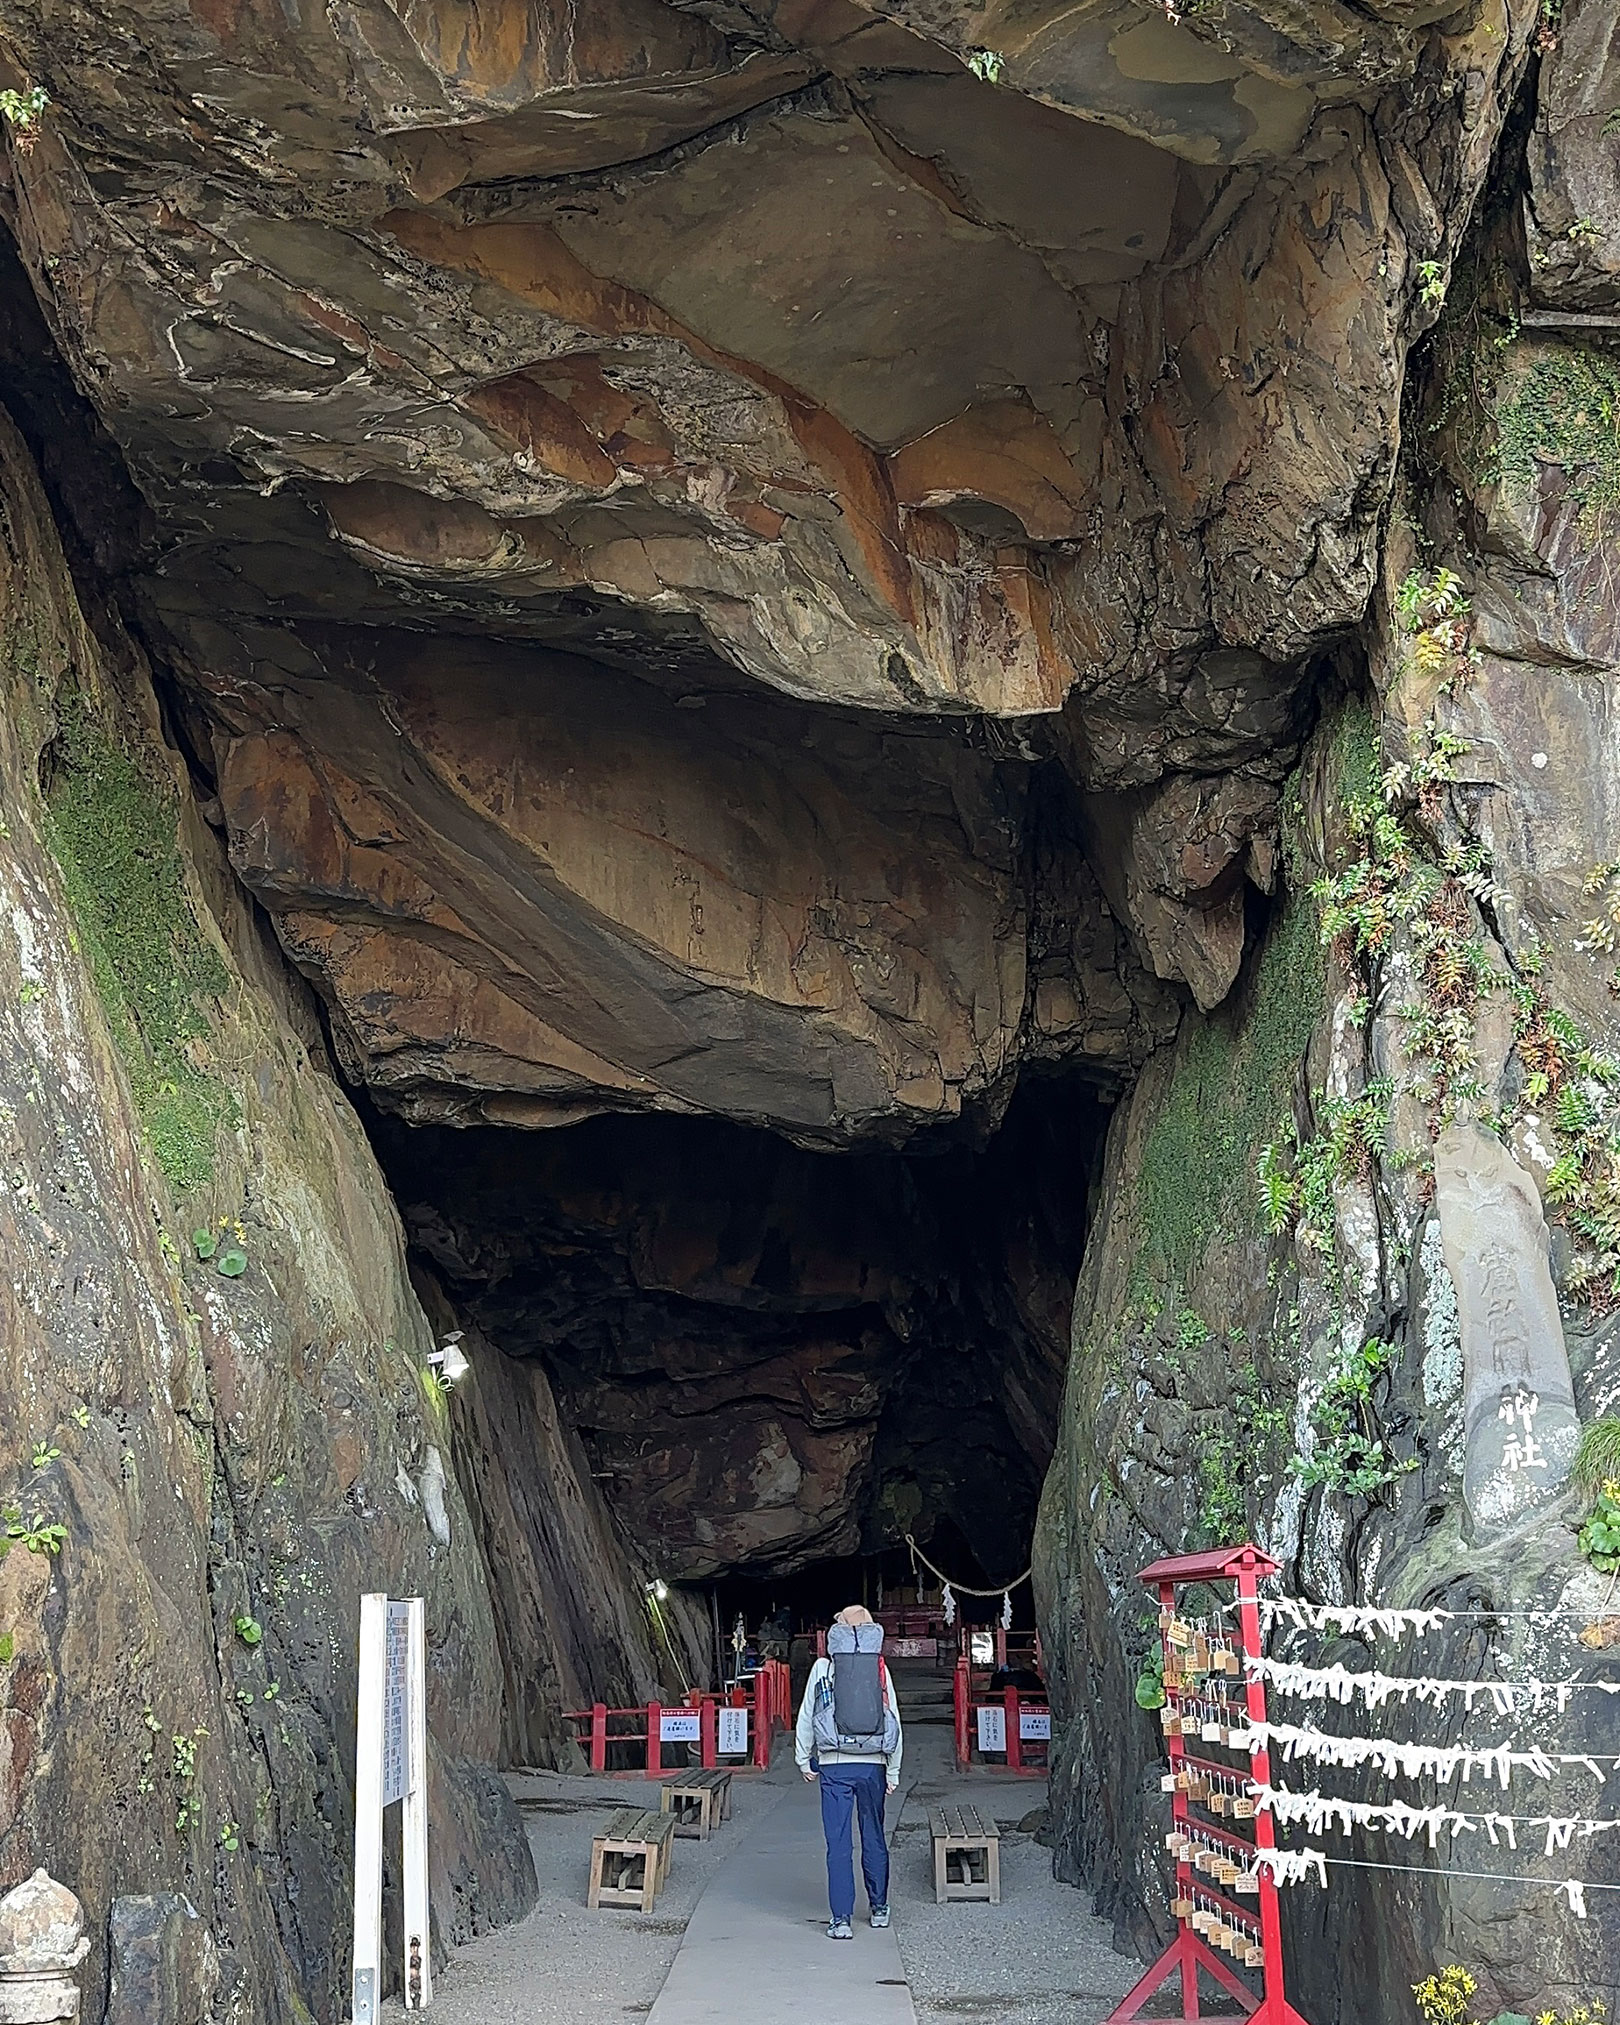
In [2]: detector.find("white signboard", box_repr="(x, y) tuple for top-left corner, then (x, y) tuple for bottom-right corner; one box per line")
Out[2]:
(352, 1594), (431, 2024)
(1019, 1709), (1051, 1741)
(976, 1706), (1006, 1754)
(659, 1711), (701, 1743)
(717, 1706), (749, 1756)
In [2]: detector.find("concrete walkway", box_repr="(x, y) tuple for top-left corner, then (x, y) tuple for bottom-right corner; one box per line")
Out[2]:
(647, 1768), (916, 2025)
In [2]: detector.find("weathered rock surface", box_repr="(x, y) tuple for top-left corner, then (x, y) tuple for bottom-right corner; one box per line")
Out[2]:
(0, 398), (659, 2023)
(0, 1873), (85, 1973)
(105, 1897), (218, 2025)
(0, 0), (1535, 1147)
(187, 620), (1176, 1142)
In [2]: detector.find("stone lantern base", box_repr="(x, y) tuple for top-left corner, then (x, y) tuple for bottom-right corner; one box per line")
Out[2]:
(0, 1969), (81, 2024)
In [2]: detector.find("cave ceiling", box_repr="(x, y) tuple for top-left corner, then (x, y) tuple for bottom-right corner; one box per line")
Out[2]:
(0, 0), (1528, 1141)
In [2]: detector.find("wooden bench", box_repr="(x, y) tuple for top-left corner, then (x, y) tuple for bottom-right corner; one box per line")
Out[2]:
(587, 1807), (677, 1911)
(659, 1767), (733, 1840)
(931, 1804), (1001, 1904)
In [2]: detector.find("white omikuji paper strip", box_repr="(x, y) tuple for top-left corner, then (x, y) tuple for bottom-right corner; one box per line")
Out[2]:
(1251, 1848), (1597, 1917)
(1246, 1655), (1620, 1715)
(1251, 1598), (1586, 1638)
(1249, 1781), (1620, 1856)
(1229, 1719), (1620, 1787)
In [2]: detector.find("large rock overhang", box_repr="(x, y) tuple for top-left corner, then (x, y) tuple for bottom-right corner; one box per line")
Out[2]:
(0, 0), (1531, 1137)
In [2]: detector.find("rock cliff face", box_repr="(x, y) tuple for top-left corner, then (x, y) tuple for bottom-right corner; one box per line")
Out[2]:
(1035, 87), (1620, 2016)
(0, 388), (686, 2020)
(0, 0), (1617, 2012)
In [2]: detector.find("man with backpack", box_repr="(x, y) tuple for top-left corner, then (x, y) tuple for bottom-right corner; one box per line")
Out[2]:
(794, 1605), (904, 1940)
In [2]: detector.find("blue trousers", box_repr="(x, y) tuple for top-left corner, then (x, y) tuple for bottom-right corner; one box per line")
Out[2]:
(817, 1762), (889, 1921)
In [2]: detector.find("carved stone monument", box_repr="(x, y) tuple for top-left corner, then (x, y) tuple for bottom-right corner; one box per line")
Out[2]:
(1435, 1123), (1582, 1539)
(0, 1871), (89, 2024)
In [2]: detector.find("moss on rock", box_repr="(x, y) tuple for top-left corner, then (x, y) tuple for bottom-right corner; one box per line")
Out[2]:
(1494, 343), (1620, 535)
(42, 700), (236, 1191)
(1135, 894), (1324, 1293)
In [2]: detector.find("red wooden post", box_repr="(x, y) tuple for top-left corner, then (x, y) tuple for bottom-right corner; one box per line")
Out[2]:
(1004, 1685), (1022, 1772)
(647, 1702), (662, 1775)
(995, 1626), (1008, 1669)
(953, 1658), (970, 1769)
(753, 1670), (771, 1768)
(1102, 1545), (1311, 2025)
(701, 1697), (717, 1769)
(590, 1703), (607, 1774)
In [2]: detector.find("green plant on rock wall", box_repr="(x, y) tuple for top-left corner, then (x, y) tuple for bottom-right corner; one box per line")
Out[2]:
(1, 1508), (67, 1555)
(1195, 1358), (1292, 1547)
(1579, 1483), (1620, 1574)
(1259, 1083), (1391, 1253)
(1575, 860), (1620, 994)
(1415, 1967), (1608, 2025)
(1494, 345), (1620, 538)
(170, 1724), (207, 1836)
(1576, 1417), (1620, 1498)
(1415, 1967), (1481, 2025)
(1293, 1338), (1418, 1499)
(1512, 982), (1620, 1310)
(0, 86), (48, 153)
(1133, 1640), (1166, 1710)
(42, 700), (237, 1192)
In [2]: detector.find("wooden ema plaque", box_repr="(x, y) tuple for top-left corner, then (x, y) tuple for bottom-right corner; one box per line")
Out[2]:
(1103, 1545), (1312, 2025)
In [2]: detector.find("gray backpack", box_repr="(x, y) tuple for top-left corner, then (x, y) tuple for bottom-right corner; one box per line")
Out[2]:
(813, 1623), (900, 1754)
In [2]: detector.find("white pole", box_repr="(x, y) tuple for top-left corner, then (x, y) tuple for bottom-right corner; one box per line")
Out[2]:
(352, 1593), (387, 2025)
(402, 1596), (432, 2008)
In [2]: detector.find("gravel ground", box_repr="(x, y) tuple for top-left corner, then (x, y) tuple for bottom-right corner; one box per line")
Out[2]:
(380, 1766), (790, 2025)
(888, 1771), (1138, 2025)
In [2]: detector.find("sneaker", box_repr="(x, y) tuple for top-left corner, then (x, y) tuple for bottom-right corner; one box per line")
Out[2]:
(870, 1906), (891, 1929)
(826, 1918), (854, 1940)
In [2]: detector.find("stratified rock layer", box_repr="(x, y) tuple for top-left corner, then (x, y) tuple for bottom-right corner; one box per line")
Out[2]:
(0, 0), (1533, 1142)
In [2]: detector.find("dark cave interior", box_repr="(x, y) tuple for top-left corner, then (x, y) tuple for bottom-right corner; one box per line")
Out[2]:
(367, 1072), (1110, 1637)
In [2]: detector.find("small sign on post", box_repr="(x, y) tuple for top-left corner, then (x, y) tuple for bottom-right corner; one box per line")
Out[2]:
(352, 1594), (431, 2025)
(716, 1706), (749, 1756)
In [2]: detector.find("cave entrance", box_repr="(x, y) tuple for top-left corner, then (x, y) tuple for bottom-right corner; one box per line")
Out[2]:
(365, 1071), (1109, 1736)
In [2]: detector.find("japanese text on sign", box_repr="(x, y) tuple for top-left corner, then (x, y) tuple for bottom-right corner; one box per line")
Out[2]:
(383, 1600), (412, 1805)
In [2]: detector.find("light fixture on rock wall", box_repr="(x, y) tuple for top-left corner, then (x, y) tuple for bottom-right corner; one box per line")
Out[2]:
(426, 1331), (470, 1388)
